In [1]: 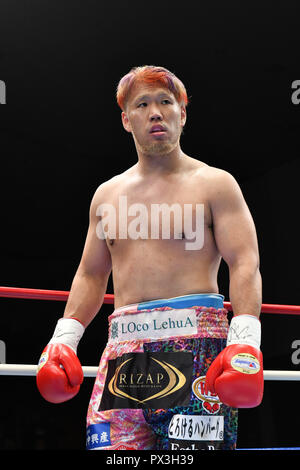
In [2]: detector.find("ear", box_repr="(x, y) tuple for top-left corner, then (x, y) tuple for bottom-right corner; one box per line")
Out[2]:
(180, 106), (187, 128)
(121, 111), (132, 133)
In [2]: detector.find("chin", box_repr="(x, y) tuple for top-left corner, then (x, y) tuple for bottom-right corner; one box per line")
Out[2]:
(142, 141), (177, 156)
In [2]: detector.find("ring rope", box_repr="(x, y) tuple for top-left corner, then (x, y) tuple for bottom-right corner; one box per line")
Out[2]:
(0, 286), (299, 381)
(0, 364), (299, 380)
(1, 286), (300, 315)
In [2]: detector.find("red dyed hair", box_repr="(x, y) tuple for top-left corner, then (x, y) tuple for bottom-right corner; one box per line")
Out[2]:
(116, 65), (189, 111)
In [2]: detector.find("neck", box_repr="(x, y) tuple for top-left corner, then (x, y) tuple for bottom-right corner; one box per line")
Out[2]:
(136, 145), (186, 176)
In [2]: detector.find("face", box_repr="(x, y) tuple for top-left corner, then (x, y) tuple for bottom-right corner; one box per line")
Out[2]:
(121, 82), (186, 157)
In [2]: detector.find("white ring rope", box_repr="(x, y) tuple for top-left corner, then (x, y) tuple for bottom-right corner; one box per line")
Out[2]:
(0, 364), (98, 377)
(0, 364), (299, 381)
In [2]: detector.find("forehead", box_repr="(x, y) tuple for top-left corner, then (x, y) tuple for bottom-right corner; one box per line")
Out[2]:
(127, 82), (174, 104)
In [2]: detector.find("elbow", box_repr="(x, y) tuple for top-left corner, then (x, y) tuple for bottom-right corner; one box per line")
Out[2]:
(76, 264), (111, 285)
(228, 253), (261, 278)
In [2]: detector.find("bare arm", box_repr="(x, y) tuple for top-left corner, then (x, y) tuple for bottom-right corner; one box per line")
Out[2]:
(63, 186), (112, 327)
(210, 170), (262, 318)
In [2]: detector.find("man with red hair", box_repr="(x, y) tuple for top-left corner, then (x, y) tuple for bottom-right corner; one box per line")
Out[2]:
(37, 65), (263, 450)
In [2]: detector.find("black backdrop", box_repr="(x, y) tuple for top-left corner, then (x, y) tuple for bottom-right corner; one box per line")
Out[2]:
(0, 0), (300, 450)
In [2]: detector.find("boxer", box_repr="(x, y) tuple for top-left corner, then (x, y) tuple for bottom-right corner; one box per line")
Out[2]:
(37, 65), (263, 450)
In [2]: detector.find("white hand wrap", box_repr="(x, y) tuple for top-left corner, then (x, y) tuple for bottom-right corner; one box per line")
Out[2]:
(49, 318), (85, 354)
(226, 314), (261, 350)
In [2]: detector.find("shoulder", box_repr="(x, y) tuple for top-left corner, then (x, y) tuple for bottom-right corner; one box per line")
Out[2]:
(193, 164), (246, 212)
(186, 157), (239, 186)
(199, 165), (243, 196)
(199, 164), (236, 183)
(90, 165), (138, 206)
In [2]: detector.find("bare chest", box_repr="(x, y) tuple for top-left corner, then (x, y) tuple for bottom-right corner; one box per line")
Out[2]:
(98, 178), (213, 246)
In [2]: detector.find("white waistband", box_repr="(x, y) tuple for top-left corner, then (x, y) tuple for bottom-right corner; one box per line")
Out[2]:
(108, 307), (198, 343)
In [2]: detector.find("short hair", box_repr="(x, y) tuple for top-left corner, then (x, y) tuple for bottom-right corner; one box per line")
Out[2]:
(116, 65), (189, 111)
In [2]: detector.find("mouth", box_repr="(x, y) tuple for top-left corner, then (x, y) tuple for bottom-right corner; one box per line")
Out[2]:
(150, 131), (166, 136)
(149, 126), (167, 136)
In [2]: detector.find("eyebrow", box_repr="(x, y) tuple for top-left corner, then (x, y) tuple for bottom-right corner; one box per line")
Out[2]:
(134, 92), (173, 104)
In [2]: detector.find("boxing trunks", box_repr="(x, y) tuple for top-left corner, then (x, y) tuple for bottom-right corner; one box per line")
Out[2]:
(86, 293), (238, 450)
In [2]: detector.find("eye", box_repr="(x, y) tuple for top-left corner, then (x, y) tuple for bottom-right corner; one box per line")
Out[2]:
(162, 99), (171, 104)
(137, 102), (147, 108)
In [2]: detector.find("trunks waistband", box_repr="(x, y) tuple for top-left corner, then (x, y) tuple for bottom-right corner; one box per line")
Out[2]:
(113, 293), (224, 314)
(108, 293), (228, 343)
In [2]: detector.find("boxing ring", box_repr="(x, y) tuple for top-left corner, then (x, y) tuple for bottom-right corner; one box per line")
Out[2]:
(0, 285), (300, 450)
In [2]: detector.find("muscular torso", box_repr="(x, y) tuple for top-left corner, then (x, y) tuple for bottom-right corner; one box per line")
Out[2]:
(97, 158), (222, 308)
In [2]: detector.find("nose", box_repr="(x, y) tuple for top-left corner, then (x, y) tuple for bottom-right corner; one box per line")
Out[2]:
(149, 103), (163, 121)
(150, 112), (162, 122)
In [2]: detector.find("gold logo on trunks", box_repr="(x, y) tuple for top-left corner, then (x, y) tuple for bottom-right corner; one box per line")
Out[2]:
(108, 356), (186, 404)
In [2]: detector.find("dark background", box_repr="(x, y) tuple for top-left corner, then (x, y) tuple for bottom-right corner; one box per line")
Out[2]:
(0, 0), (300, 450)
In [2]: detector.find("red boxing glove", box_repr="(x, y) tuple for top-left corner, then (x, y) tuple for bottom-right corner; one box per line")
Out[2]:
(37, 318), (85, 404)
(205, 314), (264, 408)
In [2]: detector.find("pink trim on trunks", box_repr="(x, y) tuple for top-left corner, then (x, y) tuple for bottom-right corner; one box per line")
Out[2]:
(86, 303), (228, 450)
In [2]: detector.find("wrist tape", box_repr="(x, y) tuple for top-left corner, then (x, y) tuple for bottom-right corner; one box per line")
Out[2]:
(49, 318), (85, 354)
(226, 314), (261, 350)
